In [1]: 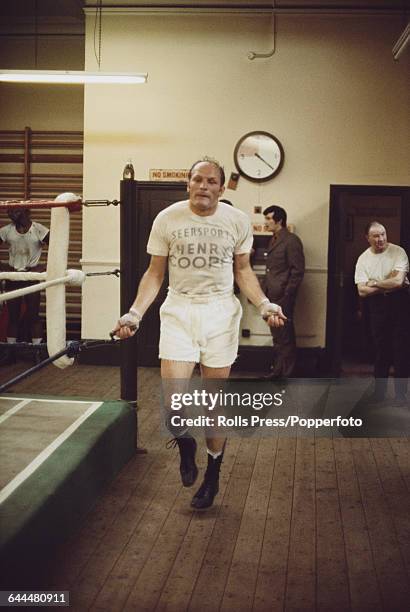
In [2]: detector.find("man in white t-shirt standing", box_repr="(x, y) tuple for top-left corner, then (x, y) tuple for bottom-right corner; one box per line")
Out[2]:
(354, 221), (409, 404)
(114, 157), (285, 510)
(0, 208), (49, 356)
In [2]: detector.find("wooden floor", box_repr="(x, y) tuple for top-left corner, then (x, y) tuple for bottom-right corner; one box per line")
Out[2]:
(1, 361), (410, 611)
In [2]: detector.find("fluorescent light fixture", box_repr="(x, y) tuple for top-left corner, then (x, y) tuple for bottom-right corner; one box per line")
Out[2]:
(392, 22), (410, 60)
(0, 70), (148, 84)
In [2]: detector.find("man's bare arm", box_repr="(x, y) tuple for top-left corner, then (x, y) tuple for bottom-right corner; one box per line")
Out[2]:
(234, 253), (285, 327)
(357, 283), (380, 298)
(130, 255), (167, 315)
(358, 270), (407, 297)
(113, 255), (167, 338)
(234, 253), (268, 305)
(371, 270), (407, 291)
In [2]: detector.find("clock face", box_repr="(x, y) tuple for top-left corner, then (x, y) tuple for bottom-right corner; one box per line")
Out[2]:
(234, 131), (284, 182)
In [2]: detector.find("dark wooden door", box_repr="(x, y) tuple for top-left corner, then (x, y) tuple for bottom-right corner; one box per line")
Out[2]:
(135, 181), (187, 365)
(325, 185), (410, 376)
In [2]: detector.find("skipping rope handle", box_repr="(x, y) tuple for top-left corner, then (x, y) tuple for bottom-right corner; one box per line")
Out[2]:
(258, 299), (287, 322)
(110, 307), (142, 339)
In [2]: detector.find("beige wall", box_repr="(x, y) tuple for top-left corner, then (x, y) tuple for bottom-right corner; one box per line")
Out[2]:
(1, 13), (408, 345)
(82, 12), (409, 343)
(1, 12), (408, 347)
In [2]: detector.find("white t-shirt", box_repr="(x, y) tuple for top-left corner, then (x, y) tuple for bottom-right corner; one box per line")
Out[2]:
(147, 200), (253, 296)
(0, 221), (49, 271)
(355, 243), (409, 284)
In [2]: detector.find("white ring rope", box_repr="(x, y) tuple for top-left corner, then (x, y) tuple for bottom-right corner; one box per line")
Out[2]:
(0, 272), (47, 281)
(0, 270), (85, 303)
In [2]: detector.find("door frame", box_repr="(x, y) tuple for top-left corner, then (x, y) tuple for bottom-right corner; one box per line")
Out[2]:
(325, 184), (410, 376)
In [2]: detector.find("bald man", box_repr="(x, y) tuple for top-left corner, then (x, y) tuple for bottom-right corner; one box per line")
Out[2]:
(113, 157), (286, 510)
(355, 221), (409, 404)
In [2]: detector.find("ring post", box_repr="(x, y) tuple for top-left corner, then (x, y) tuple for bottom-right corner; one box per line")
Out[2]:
(120, 176), (138, 406)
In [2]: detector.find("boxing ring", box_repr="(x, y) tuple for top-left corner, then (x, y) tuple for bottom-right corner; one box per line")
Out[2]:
(0, 189), (138, 588)
(0, 394), (134, 588)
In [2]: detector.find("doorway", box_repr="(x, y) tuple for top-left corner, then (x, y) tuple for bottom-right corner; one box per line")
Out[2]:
(135, 181), (188, 365)
(325, 185), (410, 376)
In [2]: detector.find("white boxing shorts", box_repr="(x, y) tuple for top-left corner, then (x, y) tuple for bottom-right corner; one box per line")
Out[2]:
(159, 290), (242, 367)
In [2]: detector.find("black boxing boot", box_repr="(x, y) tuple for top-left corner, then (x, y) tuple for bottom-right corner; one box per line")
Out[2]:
(167, 435), (198, 487)
(191, 451), (224, 510)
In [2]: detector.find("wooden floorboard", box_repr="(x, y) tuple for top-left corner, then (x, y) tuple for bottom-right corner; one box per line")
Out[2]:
(218, 437), (275, 612)
(285, 436), (316, 611)
(153, 438), (243, 612)
(253, 436), (295, 612)
(71, 444), (179, 610)
(89, 457), (182, 611)
(351, 438), (410, 610)
(315, 437), (350, 611)
(187, 437), (254, 612)
(389, 438), (410, 492)
(371, 439), (410, 576)
(1, 363), (409, 611)
(333, 438), (383, 612)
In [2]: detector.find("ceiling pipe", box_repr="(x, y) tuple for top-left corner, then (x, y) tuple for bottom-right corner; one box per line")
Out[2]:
(248, 1), (275, 60)
(83, 4), (407, 17)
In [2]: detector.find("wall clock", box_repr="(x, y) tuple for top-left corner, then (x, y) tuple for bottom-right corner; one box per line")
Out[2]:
(233, 131), (284, 182)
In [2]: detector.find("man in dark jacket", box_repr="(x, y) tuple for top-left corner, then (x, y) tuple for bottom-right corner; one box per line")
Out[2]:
(263, 205), (305, 378)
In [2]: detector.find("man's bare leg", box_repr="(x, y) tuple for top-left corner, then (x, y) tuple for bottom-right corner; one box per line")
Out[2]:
(161, 359), (196, 379)
(201, 364), (230, 453)
(161, 359), (199, 487)
(161, 358), (196, 434)
(190, 364), (231, 509)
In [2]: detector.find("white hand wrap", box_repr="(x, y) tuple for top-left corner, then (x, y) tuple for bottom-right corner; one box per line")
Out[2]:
(118, 307), (142, 331)
(258, 298), (280, 320)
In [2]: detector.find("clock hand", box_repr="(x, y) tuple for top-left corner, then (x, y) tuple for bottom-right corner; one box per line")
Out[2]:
(254, 152), (275, 170)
